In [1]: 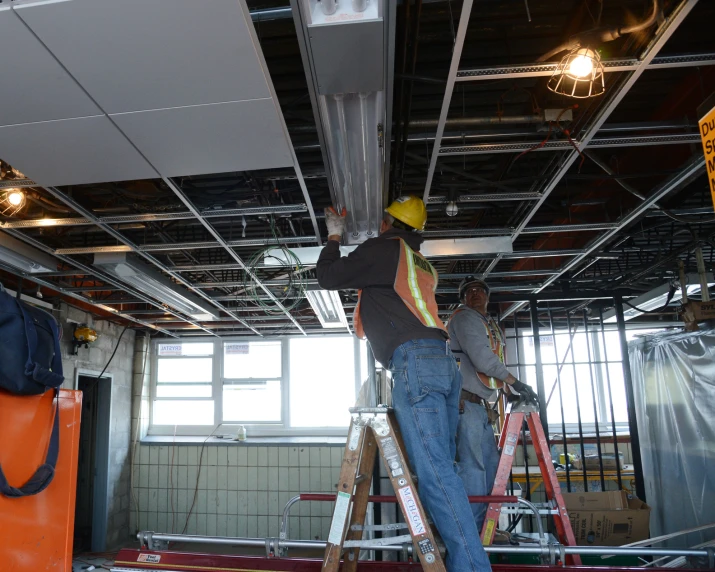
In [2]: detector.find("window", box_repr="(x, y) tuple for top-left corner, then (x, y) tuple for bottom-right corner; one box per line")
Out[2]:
(223, 341), (282, 423)
(289, 337), (359, 428)
(153, 342), (214, 426)
(149, 336), (367, 436)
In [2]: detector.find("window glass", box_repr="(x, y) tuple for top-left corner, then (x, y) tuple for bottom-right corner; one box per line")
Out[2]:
(290, 337), (356, 427)
(153, 400), (213, 425)
(158, 358), (212, 383)
(224, 341), (281, 379)
(158, 342), (213, 356)
(223, 381), (281, 422)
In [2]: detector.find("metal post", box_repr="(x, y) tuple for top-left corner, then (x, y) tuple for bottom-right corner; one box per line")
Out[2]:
(547, 305), (571, 492)
(598, 307), (623, 490)
(529, 299), (549, 439)
(582, 310), (606, 491)
(613, 295), (647, 502)
(565, 312), (588, 491)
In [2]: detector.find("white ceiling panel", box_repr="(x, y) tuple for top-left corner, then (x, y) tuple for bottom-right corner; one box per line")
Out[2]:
(0, 6), (100, 127)
(111, 99), (294, 177)
(14, 0), (272, 114)
(0, 116), (157, 186)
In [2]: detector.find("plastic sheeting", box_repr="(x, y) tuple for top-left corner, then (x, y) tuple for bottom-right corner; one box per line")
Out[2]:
(629, 329), (715, 548)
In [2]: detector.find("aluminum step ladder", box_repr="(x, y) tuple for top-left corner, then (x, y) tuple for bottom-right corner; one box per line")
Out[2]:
(322, 406), (445, 571)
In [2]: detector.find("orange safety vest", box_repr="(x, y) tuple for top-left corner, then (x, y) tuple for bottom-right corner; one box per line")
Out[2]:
(354, 238), (447, 339)
(450, 307), (506, 390)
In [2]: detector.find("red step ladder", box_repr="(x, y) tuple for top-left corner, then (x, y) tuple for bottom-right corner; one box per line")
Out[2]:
(481, 400), (582, 565)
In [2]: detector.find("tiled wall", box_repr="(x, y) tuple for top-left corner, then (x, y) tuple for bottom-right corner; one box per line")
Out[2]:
(131, 444), (345, 541)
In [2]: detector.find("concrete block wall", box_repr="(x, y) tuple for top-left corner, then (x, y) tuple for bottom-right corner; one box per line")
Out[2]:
(58, 302), (136, 549)
(131, 444), (345, 541)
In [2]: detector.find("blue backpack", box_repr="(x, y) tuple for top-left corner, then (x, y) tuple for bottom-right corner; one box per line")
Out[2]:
(0, 283), (64, 497)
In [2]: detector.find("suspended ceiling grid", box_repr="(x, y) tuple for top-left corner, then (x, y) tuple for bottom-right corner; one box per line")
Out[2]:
(0, 0), (714, 335)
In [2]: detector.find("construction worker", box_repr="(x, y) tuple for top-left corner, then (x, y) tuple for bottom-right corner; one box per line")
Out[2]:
(449, 277), (538, 534)
(317, 196), (491, 571)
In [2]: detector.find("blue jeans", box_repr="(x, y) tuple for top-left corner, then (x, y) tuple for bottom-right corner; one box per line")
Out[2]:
(390, 339), (492, 572)
(457, 401), (500, 531)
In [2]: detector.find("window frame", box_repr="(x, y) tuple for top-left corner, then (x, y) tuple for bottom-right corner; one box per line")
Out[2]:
(150, 341), (219, 433)
(149, 334), (365, 437)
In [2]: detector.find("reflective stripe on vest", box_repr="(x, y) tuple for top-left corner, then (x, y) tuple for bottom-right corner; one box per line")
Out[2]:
(354, 238), (446, 339)
(450, 307), (505, 390)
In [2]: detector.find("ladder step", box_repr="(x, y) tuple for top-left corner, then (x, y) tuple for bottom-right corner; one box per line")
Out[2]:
(344, 534), (414, 548)
(351, 523), (409, 532)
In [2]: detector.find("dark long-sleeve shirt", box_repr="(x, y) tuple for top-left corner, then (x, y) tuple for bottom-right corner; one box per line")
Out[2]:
(316, 227), (446, 366)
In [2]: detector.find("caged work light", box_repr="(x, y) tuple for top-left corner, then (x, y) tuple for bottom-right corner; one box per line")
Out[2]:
(1, 188), (26, 216)
(93, 252), (219, 321)
(547, 46), (605, 99)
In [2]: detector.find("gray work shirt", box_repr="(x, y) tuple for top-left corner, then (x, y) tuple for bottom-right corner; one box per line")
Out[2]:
(448, 305), (509, 401)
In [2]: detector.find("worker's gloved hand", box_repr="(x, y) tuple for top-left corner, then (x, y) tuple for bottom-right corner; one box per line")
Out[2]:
(325, 207), (347, 239)
(510, 379), (539, 405)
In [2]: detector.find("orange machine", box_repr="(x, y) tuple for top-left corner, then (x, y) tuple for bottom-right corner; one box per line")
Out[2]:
(0, 389), (82, 570)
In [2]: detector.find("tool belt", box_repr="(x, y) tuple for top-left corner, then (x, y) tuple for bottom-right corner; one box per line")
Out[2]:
(459, 388), (500, 425)
(460, 388), (486, 406)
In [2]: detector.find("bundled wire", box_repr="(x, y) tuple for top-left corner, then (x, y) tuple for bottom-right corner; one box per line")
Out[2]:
(241, 217), (308, 314)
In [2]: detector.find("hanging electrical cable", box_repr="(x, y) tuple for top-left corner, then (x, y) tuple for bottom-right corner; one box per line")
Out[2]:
(241, 216), (308, 315)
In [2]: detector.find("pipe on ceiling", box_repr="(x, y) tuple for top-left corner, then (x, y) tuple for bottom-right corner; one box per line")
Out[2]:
(408, 114), (549, 129)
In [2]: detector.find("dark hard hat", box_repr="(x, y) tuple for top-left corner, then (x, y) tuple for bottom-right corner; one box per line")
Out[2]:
(458, 275), (490, 301)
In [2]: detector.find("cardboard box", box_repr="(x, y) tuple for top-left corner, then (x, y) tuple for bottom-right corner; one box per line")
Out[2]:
(562, 491), (650, 546)
(583, 452), (624, 471)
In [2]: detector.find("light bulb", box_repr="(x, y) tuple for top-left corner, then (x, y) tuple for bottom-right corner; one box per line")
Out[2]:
(7, 190), (24, 206)
(446, 201), (459, 217)
(569, 51), (594, 78)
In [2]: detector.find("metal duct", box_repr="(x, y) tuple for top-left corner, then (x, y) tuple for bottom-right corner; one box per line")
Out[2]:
(292, 0), (395, 244)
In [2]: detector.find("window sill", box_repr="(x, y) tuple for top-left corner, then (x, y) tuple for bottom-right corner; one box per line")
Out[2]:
(141, 435), (347, 446)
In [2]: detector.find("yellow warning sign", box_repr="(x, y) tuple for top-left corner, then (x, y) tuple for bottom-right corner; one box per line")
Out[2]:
(698, 105), (715, 211)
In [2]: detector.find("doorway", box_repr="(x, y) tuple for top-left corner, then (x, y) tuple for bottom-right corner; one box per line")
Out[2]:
(74, 373), (112, 554)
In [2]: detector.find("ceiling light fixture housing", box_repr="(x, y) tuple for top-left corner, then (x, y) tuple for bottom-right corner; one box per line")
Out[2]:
(305, 285), (350, 329)
(93, 252), (219, 321)
(0, 232), (57, 274)
(293, 0), (393, 244)
(547, 46), (605, 99)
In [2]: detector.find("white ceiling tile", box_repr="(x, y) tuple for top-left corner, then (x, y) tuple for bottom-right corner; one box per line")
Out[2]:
(111, 99), (294, 177)
(0, 6), (100, 126)
(15, 0), (271, 114)
(0, 116), (158, 186)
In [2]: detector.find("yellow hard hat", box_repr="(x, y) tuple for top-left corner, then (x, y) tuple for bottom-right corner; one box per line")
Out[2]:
(385, 195), (427, 231)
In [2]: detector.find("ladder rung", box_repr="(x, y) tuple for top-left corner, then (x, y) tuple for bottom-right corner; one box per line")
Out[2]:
(351, 523), (409, 532)
(344, 534), (414, 548)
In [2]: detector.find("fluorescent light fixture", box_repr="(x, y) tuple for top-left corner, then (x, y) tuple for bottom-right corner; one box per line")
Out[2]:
(305, 285), (349, 329)
(295, 0), (390, 244)
(94, 252), (219, 321)
(0, 232), (57, 273)
(603, 274), (715, 323)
